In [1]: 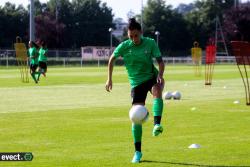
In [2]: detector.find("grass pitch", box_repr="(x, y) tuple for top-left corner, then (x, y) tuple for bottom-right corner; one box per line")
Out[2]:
(0, 65), (250, 167)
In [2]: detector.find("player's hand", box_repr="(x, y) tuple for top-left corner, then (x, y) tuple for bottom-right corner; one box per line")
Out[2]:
(105, 79), (112, 92)
(157, 75), (164, 84)
(157, 75), (165, 90)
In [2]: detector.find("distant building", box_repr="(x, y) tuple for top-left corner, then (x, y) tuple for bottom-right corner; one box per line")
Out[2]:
(175, 3), (194, 15)
(112, 18), (128, 41)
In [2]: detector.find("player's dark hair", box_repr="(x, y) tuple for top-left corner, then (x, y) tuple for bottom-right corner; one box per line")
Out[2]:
(128, 18), (141, 31)
(39, 39), (47, 48)
(31, 41), (39, 49)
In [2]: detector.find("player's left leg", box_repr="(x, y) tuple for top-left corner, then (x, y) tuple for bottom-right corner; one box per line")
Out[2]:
(30, 64), (38, 83)
(42, 63), (47, 77)
(151, 83), (164, 136)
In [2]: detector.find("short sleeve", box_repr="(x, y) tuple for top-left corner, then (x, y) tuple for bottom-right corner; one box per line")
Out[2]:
(113, 42), (124, 58)
(151, 39), (161, 58)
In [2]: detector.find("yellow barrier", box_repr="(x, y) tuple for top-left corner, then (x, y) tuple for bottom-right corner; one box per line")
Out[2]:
(14, 36), (29, 83)
(191, 41), (202, 76)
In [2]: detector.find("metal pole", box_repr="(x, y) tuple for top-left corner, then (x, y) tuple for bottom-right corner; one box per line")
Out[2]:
(6, 51), (8, 68)
(141, 0), (143, 32)
(55, 0), (58, 21)
(235, 0), (240, 8)
(157, 35), (159, 46)
(109, 28), (113, 55)
(30, 0), (35, 41)
(111, 32), (112, 52)
(55, 0), (59, 56)
(155, 31), (160, 46)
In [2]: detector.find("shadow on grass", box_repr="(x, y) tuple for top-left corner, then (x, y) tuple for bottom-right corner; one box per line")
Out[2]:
(141, 160), (250, 167)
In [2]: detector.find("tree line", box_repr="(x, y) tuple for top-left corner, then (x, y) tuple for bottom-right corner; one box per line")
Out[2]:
(0, 0), (249, 56)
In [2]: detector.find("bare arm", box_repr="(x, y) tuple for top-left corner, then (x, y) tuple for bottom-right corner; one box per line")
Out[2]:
(105, 54), (116, 92)
(156, 57), (165, 85)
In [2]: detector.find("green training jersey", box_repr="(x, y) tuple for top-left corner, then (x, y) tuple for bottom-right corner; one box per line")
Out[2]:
(28, 47), (38, 65)
(114, 36), (161, 88)
(38, 47), (48, 62)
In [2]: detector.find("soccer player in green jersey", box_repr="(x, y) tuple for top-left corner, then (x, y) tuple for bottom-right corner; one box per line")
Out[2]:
(28, 41), (39, 83)
(37, 40), (48, 81)
(105, 18), (165, 163)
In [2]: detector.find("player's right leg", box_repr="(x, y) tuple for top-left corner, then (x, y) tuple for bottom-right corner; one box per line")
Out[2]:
(41, 62), (47, 77)
(36, 69), (42, 81)
(130, 82), (148, 163)
(36, 61), (47, 80)
(131, 123), (142, 163)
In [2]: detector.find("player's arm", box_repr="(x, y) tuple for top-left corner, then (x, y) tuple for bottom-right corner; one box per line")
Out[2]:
(44, 49), (48, 57)
(34, 50), (38, 58)
(32, 50), (38, 59)
(105, 54), (116, 92)
(152, 38), (165, 85)
(28, 49), (33, 58)
(156, 57), (165, 85)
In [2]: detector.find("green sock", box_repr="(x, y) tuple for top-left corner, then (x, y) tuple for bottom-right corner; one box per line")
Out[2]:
(132, 124), (142, 143)
(152, 98), (163, 116)
(31, 73), (37, 83)
(35, 72), (41, 80)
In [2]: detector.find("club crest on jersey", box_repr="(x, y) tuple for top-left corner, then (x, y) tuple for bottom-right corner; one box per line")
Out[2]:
(144, 50), (149, 54)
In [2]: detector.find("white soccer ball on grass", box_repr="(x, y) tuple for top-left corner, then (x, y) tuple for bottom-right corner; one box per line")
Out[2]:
(163, 91), (173, 100)
(129, 105), (149, 124)
(172, 91), (181, 100)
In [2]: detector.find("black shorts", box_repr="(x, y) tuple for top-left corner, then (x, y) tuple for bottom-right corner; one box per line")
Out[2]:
(30, 64), (38, 72)
(39, 61), (47, 71)
(131, 77), (157, 104)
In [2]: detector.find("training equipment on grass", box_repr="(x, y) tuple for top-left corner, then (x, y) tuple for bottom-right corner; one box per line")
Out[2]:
(191, 41), (202, 76)
(231, 41), (250, 105)
(172, 91), (181, 100)
(233, 100), (240, 104)
(205, 39), (216, 85)
(129, 105), (149, 124)
(14, 36), (29, 83)
(188, 144), (201, 149)
(163, 91), (172, 100)
(191, 107), (197, 111)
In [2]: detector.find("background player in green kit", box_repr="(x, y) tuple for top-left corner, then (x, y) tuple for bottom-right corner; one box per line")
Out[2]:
(28, 41), (39, 83)
(105, 18), (165, 163)
(37, 39), (48, 81)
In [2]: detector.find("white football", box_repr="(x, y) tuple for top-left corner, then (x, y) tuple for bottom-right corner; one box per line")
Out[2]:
(163, 91), (172, 100)
(129, 105), (149, 124)
(172, 91), (181, 100)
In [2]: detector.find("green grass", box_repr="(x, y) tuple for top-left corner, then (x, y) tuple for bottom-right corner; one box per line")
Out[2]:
(0, 65), (250, 167)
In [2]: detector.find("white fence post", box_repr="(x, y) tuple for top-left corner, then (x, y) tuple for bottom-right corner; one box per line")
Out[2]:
(6, 54), (9, 68)
(0, 49), (237, 67)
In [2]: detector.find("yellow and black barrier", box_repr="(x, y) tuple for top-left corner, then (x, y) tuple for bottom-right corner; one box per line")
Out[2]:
(14, 36), (29, 83)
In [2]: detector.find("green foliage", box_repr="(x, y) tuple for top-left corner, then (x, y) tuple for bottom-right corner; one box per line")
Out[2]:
(223, 3), (250, 42)
(143, 0), (191, 56)
(0, 3), (28, 47)
(35, 11), (66, 48)
(0, 0), (248, 52)
(184, 0), (234, 48)
(0, 0), (113, 49)
(70, 0), (113, 47)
